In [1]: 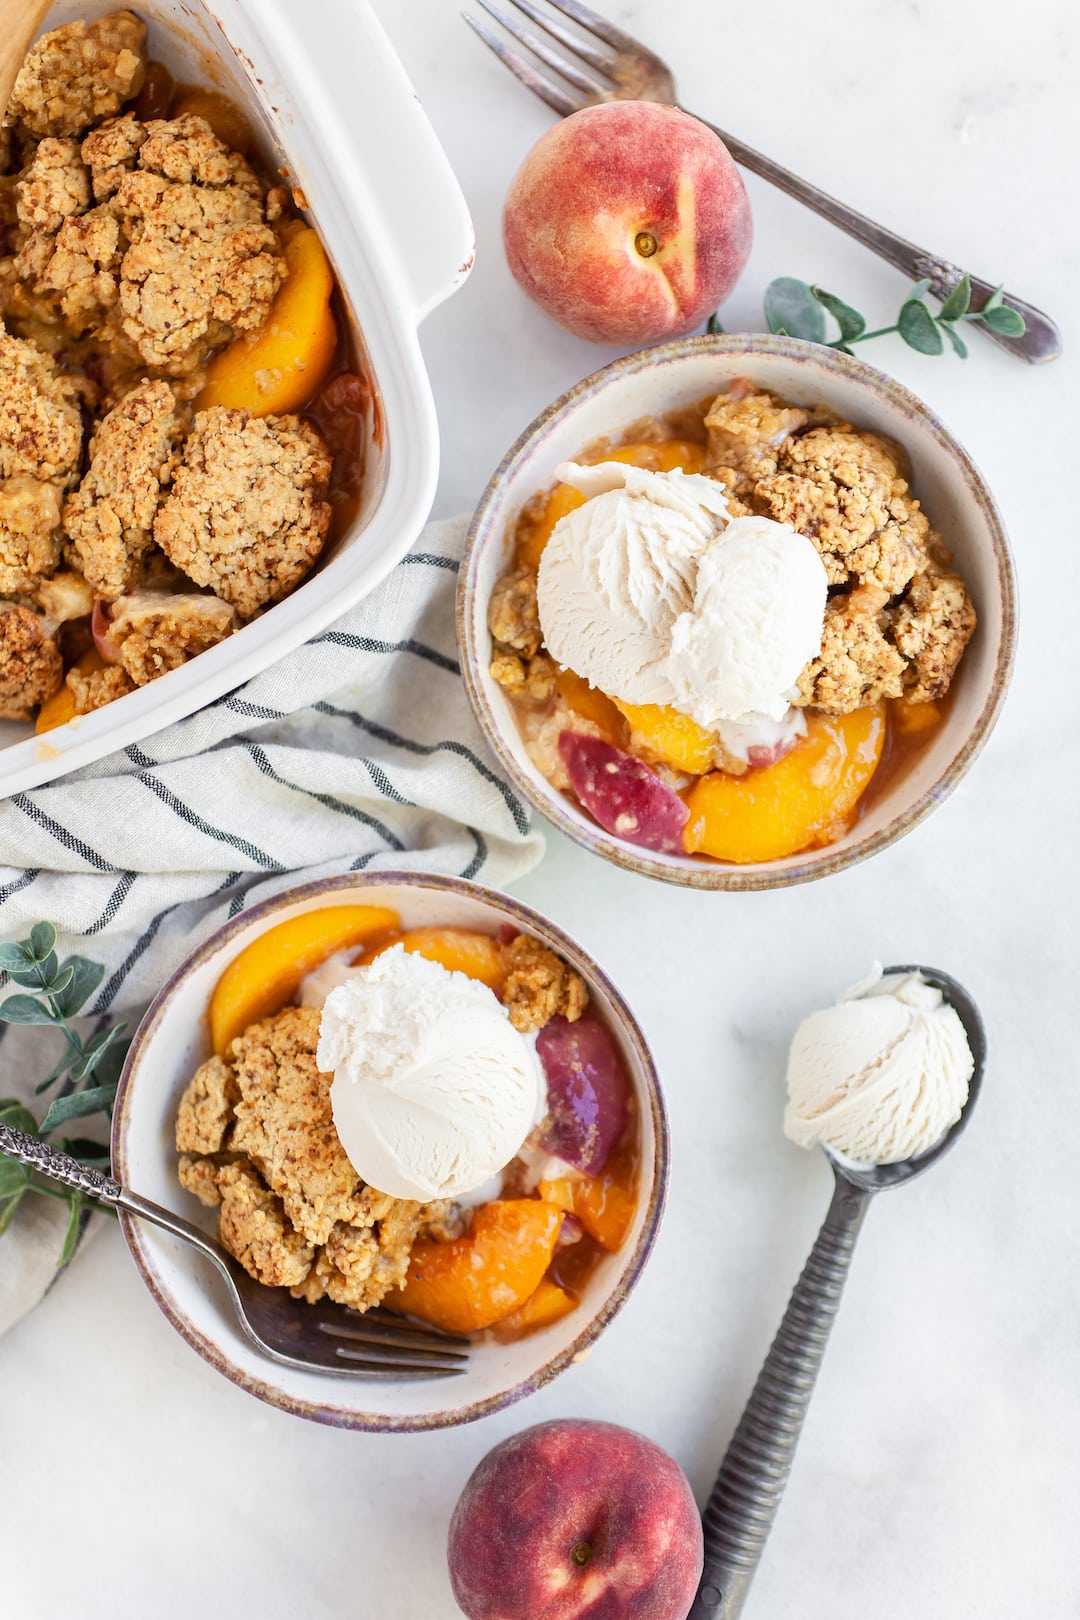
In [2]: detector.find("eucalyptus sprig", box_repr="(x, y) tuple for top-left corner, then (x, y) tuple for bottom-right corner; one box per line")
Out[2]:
(710, 272), (1026, 358)
(0, 923), (127, 1265)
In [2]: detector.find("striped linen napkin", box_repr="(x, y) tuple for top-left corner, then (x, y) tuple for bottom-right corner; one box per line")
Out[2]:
(0, 514), (544, 1336)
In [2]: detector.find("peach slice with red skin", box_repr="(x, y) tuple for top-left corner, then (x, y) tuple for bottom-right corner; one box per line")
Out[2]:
(540, 1129), (638, 1253)
(503, 101), (752, 346)
(683, 705), (886, 864)
(389, 1200), (564, 1334)
(208, 904), (398, 1055)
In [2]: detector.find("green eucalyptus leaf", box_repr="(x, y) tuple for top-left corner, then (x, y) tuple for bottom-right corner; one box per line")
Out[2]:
(58, 1138), (111, 1167)
(39, 1083), (117, 1135)
(0, 943), (33, 973)
(4, 963), (50, 990)
(938, 273), (972, 322)
(0, 1099), (40, 1134)
(830, 343), (856, 356)
(706, 311), (725, 335)
(0, 1158), (30, 1197)
(0, 994), (57, 1026)
(52, 957), (105, 1018)
(811, 286), (866, 342)
(57, 1195), (84, 1267)
(942, 323), (969, 359)
(981, 304), (1026, 335)
(898, 300), (945, 355)
(29, 923), (57, 962)
(981, 283), (1005, 312)
(764, 277), (827, 343)
(71, 1023), (127, 1082)
(907, 278), (933, 302)
(0, 1190), (26, 1235)
(43, 963), (74, 997)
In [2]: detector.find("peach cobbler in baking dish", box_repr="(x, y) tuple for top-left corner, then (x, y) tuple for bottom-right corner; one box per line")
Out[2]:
(0, 13), (369, 730)
(175, 908), (640, 1341)
(487, 380), (977, 864)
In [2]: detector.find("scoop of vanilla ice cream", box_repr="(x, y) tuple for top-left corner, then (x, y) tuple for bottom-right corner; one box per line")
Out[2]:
(784, 966), (974, 1165)
(536, 460), (729, 706)
(318, 946), (541, 1202)
(667, 515), (827, 727)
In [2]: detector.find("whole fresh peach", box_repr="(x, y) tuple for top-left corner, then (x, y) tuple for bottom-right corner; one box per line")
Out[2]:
(447, 1418), (703, 1619)
(503, 101), (752, 345)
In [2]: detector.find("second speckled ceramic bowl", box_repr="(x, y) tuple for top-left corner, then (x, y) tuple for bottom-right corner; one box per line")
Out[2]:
(458, 335), (1016, 890)
(111, 872), (667, 1431)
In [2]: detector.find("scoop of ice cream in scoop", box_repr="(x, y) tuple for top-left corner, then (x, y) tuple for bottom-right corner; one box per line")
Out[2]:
(318, 947), (541, 1201)
(668, 515), (827, 727)
(784, 966), (974, 1165)
(536, 460), (729, 707)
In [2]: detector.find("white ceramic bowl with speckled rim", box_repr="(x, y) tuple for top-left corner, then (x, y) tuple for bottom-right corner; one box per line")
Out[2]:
(458, 334), (1017, 890)
(111, 872), (668, 1431)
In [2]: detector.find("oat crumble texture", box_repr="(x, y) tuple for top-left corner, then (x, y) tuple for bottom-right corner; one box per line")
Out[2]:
(0, 601), (63, 719)
(154, 407), (332, 617)
(175, 1008), (448, 1309)
(4, 14), (148, 140)
(500, 933), (588, 1033)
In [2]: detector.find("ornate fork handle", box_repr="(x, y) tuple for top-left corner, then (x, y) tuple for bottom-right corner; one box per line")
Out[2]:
(694, 113), (1062, 365)
(0, 1119), (122, 1202)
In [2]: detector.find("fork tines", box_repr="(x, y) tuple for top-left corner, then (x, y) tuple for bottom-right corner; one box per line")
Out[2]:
(464, 0), (627, 117)
(315, 1307), (470, 1378)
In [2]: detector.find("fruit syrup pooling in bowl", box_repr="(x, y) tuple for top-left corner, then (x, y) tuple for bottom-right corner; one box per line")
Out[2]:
(173, 906), (641, 1342)
(1, 15), (373, 735)
(486, 379), (978, 865)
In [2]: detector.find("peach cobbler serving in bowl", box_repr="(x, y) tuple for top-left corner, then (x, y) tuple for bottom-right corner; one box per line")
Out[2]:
(112, 874), (666, 1430)
(460, 336), (1015, 889)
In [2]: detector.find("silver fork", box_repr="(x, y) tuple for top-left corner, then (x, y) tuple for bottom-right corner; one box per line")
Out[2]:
(0, 1122), (468, 1379)
(464, 0), (1062, 364)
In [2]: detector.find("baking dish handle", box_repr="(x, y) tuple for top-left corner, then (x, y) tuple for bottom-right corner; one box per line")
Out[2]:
(207, 0), (475, 325)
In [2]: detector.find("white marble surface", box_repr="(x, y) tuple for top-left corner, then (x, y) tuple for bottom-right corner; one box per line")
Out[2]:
(3, 0), (1078, 1614)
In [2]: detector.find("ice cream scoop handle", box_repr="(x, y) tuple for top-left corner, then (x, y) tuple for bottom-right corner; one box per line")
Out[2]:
(689, 1177), (872, 1619)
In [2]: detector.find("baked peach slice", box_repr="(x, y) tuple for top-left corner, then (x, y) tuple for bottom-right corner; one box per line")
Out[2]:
(34, 648), (107, 734)
(368, 928), (505, 991)
(209, 904), (399, 1055)
(540, 1135), (638, 1253)
(389, 1200), (564, 1333)
(555, 669), (625, 741)
(197, 224), (338, 417)
(492, 1278), (577, 1337)
(683, 705), (886, 864)
(613, 698), (717, 775)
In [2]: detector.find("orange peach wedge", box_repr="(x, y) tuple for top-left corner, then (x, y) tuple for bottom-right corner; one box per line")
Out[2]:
(389, 1200), (564, 1334)
(368, 927), (505, 991)
(209, 904), (398, 1054)
(197, 224), (338, 416)
(683, 706), (886, 864)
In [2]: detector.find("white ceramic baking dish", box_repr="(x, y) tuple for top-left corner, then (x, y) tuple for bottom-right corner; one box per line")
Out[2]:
(0, 0), (473, 795)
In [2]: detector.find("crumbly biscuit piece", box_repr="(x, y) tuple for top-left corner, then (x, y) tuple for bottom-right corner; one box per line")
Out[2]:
(0, 600), (63, 718)
(65, 661), (136, 714)
(64, 380), (184, 599)
(4, 13), (147, 140)
(0, 326), (82, 484)
(80, 112), (282, 374)
(754, 426), (932, 595)
(500, 932), (588, 1033)
(292, 1197), (432, 1310)
(891, 566), (977, 702)
(15, 138), (90, 233)
(176, 1053), (237, 1155)
(154, 407), (331, 618)
(177, 1153), (223, 1208)
(488, 566), (542, 658)
(105, 589), (236, 684)
(227, 1006), (367, 1247)
(489, 647), (557, 703)
(215, 1160), (315, 1289)
(0, 474), (63, 592)
(704, 385), (813, 487)
(797, 584), (906, 712)
(28, 203), (122, 334)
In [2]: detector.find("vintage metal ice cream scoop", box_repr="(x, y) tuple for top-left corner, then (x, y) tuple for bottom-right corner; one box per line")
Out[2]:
(688, 964), (986, 1619)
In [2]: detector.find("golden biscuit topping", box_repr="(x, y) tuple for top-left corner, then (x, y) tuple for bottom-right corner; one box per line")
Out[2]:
(4, 13), (147, 140)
